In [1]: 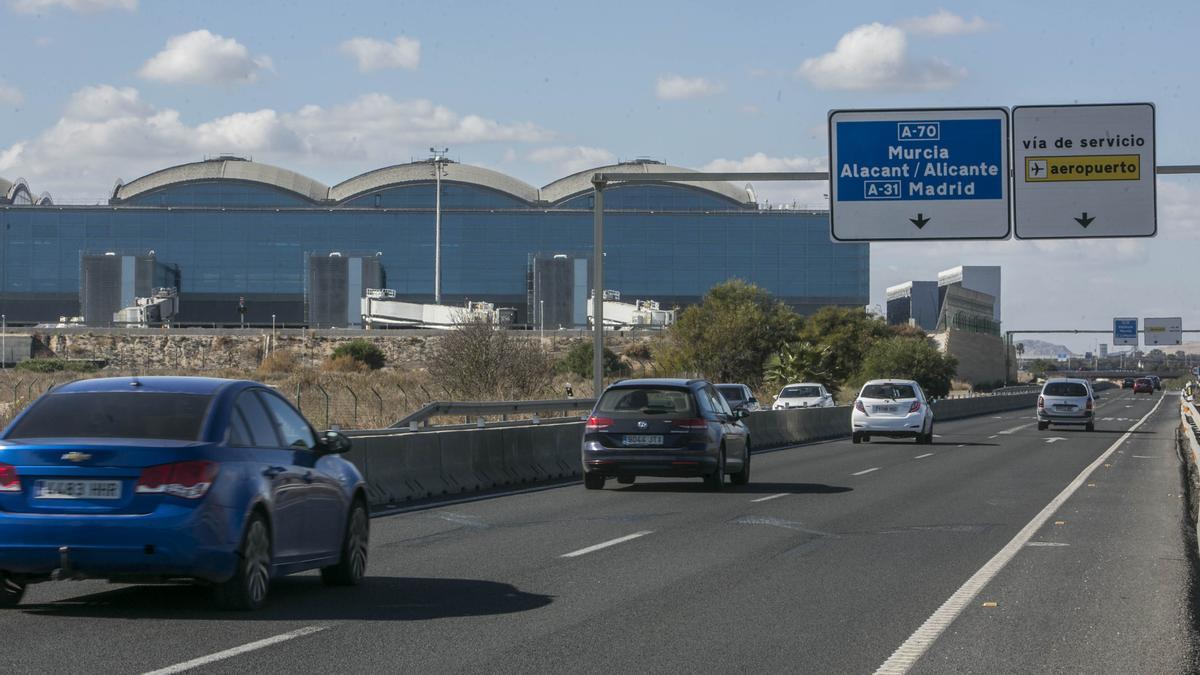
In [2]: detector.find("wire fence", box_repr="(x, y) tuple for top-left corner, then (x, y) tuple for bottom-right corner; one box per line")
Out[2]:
(0, 371), (591, 432)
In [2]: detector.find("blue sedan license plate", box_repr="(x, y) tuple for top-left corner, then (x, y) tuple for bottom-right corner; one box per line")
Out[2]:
(35, 479), (122, 500)
(622, 434), (663, 447)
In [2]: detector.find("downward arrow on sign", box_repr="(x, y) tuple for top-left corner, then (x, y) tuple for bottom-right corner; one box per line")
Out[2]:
(1044, 437), (1067, 444)
(1075, 212), (1095, 228)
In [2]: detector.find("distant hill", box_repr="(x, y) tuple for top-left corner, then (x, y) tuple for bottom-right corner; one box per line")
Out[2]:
(1016, 339), (1077, 358)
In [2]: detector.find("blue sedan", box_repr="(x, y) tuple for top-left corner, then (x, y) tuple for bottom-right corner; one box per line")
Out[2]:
(0, 376), (368, 610)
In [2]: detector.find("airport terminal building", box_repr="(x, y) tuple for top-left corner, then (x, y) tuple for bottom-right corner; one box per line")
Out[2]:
(0, 157), (868, 327)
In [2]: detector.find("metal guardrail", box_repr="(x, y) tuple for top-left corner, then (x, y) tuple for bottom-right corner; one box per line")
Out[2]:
(937, 385), (1040, 400)
(391, 398), (597, 429)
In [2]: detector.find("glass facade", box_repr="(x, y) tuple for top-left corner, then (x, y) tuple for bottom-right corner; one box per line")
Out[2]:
(0, 173), (868, 326)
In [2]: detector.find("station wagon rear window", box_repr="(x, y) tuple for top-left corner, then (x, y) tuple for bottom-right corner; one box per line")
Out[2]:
(861, 384), (917, 400)
(597, 388), (695, 415)
(6, 393), (212, 441)
(1043, 382), (1089, 397)
(716, 386), (746, 402)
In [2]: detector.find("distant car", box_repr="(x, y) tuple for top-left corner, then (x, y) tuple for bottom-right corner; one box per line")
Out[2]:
(1122, 377), (1136, 389)
(1037, 378), (1095, 431)
(715, 383), (761, 412)
(1150, 375), (1162, 391)
(0, 377), (367, 610)
(1133, 378), (1154, 394)
(850, 379), (934, 444)
(772, 383), (835, 410)
(583, 378), (750, 491)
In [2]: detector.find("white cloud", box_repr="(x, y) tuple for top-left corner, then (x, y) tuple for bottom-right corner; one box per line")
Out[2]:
(0, 85), (553, 201)
(0, 81), (23, 105)
(528, 146), (615, 174)
(1159, 177), (1200, 239)
(340, 36), (420, 72)
(797, 22), (966, 91)
(655, 74), (724, 101)
(702, 153), (828, 208)
(897, 9), (991, 36)
(138, 30), (273, 86)
(8, 0), (134, 12)
(740, 104), (761, 115)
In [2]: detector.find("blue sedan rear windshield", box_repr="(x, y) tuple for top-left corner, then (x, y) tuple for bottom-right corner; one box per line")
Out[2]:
(6, 393), (212, 441)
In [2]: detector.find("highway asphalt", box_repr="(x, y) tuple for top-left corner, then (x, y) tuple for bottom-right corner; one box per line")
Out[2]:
(1, 389), (1196, 674)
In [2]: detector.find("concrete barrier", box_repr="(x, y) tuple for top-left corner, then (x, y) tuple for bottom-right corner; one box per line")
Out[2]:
(346, 390), (1039, 510)
(930, 393), (1038, 421)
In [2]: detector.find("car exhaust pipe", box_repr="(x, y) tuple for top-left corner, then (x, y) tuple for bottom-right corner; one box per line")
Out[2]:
(50, 546), (85, 581)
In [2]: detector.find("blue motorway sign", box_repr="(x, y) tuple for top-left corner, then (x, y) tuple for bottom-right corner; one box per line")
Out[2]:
(1113, 317), (1138, 346)
(829, 108), (1010, 242)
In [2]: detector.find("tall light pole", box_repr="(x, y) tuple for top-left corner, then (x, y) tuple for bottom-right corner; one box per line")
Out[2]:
(430, 147), (449, 305)
(1, 314), (6, 369)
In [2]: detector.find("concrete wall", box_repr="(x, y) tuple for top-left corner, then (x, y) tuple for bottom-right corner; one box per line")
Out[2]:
(936, 328), (1009, 386)
(346, 391), (1039, 510)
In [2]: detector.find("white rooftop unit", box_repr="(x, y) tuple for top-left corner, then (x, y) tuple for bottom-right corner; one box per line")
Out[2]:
(361, 290), (507, 329)
(587, 291), (675, 329)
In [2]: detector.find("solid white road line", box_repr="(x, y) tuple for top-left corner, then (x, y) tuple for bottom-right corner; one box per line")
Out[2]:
(852, 467), (880, 476)
(142, 626), (330, 675)
(997, 423), (1033, 435)
(751, 493), (789, 503)
(914, 453), (934, 459)
(873, 393), (1168, 675)
(561, 531), (653, 558)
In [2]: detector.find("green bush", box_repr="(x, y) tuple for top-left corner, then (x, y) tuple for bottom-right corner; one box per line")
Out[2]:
(659, 279), (802, 385)
(330, 340), (386, 370)
(559, 341), (627, 380)
(15, 358), (98, 373)
(853, 336), (957, 399)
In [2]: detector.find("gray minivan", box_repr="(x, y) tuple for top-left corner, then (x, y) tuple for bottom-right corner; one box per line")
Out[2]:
(1037, 378), (1095, 431)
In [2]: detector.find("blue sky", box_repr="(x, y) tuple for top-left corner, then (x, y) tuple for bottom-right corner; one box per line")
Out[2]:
(1, 0), (1198, 349)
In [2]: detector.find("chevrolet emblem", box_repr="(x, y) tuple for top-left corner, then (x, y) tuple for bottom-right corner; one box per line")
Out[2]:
(61, 452), (92, 463)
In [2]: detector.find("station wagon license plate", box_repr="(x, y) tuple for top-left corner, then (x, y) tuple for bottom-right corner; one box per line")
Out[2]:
(35, 479), (122, 500)
(622, 434), (664, 447)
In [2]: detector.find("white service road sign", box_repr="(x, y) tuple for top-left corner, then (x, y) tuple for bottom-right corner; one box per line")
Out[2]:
(829, 108), (1010, 241)
(1143, 317), (1181, 346)
(1013, 103), (1156, 239)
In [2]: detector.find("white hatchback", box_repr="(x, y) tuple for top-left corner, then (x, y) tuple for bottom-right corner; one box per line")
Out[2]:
(851, 379), (934, 444)
(772, 383), (835, 410)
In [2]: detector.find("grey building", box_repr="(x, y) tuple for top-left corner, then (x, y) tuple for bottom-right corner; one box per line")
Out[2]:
(937, 266), (1001, 324)
(885, 280), (940, 331)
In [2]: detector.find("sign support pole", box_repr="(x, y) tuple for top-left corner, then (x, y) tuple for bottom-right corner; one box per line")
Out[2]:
(591, 179), (605, 398)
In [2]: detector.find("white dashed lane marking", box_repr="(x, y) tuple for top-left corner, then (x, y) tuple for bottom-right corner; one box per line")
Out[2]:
(561, 531), (653, 558)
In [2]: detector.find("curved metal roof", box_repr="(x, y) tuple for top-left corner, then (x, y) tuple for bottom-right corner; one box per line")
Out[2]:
(1, 177), (36, 205)
(330, 160), (540, 204)
(112, 157), (330, 203)
(540, 161), (753, 206)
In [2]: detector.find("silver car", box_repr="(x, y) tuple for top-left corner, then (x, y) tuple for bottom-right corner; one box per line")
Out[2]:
(1037, 378), (1095, 431)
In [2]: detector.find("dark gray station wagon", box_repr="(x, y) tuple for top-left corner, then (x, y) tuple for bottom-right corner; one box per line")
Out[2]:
(582, 379), (750, 491)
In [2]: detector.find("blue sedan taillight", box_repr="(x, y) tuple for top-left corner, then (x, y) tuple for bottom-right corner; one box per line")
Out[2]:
(136, 460), (219, 499)
(0, 463), (20, 493)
